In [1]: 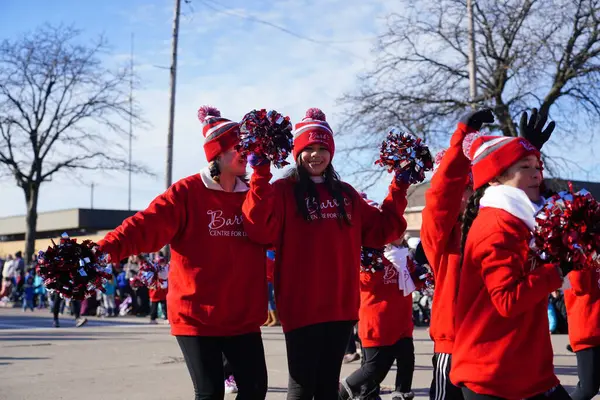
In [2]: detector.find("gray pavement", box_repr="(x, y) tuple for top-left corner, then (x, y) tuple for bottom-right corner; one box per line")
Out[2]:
(0, 307), (585, 400)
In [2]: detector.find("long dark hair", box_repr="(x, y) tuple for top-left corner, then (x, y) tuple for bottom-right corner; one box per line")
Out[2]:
(460, 184), (489, 260)
(287, 157), (354, 225)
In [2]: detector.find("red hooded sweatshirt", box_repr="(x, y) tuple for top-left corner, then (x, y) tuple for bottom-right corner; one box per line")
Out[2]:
(242, 164), (408, 333)
(420, 121), (474, 354)
(564, 268), (600, 352)
(359, 247), (414, 348)
(450, 187), (563, 399)
(99, 169), (267, 337)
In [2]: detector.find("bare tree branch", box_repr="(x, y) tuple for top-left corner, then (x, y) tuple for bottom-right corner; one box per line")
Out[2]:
(337, 0), (600, 189)
(0, 24), (151, 261)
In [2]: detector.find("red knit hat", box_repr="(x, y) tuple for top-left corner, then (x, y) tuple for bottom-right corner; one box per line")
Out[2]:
(463, 133), (540, 190)
(197, 105), (240, 162)
(293, 108), (335, 160)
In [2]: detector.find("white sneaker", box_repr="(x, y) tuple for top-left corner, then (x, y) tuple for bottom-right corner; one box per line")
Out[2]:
(224, 376), (238, 394)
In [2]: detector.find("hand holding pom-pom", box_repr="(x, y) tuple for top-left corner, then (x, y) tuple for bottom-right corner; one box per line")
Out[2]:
(236, 109), (293, 168)
(36, 233), (111, 300)
(375, 128), (433, 184)
(406, 256), (435, 296)
(360, 247), (386, 273)
(531, 183), (600, 273)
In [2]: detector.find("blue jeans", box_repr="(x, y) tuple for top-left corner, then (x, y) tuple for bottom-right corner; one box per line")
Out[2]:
(268, 282), (276, 311)
(22, 297), (34, 311)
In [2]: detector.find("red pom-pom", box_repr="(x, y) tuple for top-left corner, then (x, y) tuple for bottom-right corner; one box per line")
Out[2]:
(236, 109), (294, 168)
(360, 247), (385, 273)
(374, 128), (433, 184)
(532, 184), (600, 271)
(36, 233), (111, 300)
(407, 256), (435, 296)
(197, 105), (221, 123)
(462, 131), (483, 160)
(133, 260), (168, 290)
(305, 107), (326, 121)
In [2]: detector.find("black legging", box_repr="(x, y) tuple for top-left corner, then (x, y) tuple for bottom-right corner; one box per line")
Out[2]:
(176, 332), (268, 400)
(571, 345), (600, 400)
(285, 320), (355, 400)
(52, 292), (80, 320)
(150, 300), (167, 320)
(345, 337), (415, 396)
(462, 384), (571, 400)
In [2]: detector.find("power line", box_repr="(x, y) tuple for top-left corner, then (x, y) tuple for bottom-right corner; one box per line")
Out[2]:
(195, 0), (369, 60)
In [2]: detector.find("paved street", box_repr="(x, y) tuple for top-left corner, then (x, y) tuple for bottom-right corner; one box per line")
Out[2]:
(0, 307), (584, 400)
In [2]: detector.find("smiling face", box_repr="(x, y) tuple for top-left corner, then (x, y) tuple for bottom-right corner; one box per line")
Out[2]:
(218, 148), (247, 176)
(299, 144), (331, 176)
(491, 154), (542, 201)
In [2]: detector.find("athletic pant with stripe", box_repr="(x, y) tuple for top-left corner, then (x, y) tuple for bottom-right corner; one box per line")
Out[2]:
(430, 353), (464, 400)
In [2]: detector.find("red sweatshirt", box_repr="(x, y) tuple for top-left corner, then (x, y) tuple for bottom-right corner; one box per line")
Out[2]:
(565, 268), (600, 352)
(99, 170), (267, 337)
(359, 251), (413, 347)
(450, 207), (563, 399)
(242, 165), (408, 333)
(420, 122), (473, 354)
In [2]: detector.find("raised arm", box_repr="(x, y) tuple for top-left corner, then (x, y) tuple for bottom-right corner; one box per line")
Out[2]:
(99, 183), (187, 261)
(242, 164), (284, 245)
(421, 109), (493, 267)
(568, 269), (593, 296)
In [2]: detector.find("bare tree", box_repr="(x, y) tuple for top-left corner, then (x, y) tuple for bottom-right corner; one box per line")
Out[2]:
(0, 25), (147, 261)
(338, 0), (600, 188)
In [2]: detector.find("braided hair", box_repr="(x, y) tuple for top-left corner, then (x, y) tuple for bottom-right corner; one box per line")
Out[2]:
(460, 184), (489, 261)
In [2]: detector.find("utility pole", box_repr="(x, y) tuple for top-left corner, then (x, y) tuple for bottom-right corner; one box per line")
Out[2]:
(467, 0), (478, 101)
(128, 32), (134, 211)
(90, 183), (95, 209)
(165, 0), (181, 190)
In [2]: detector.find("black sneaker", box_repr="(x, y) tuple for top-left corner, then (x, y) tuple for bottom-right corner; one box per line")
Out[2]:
(53, 320), (60, 328)
(566, 344), (574, 353)
(75, 317), (88, 328)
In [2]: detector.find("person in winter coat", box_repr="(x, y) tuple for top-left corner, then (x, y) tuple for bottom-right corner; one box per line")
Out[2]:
(420, 108), (556, 400)
(340, 238), (415, 400)
(242, 107), (410, 400)
(450, 131), (571, 400)
(99, 106), (268, 400)
(564, 268), (600, 400)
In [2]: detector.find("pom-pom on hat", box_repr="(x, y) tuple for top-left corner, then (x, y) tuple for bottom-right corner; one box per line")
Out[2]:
(293, 107), (335, 160)
(463, 133), (540, 190)
(198, 105), (240, 162)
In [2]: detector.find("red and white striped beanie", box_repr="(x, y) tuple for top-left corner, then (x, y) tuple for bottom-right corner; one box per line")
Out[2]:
(463, 133), (540, 190)
(197, 105), (240, 162)
(293, 108), (335, 160)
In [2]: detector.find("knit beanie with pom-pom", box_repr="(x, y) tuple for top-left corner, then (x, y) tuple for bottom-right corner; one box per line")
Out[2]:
(197, 105), (240, 162)
(293, 107), (335, 160)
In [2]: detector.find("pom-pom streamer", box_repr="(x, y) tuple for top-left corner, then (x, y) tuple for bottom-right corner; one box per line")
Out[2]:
(532, 183), (600, 271)
(375, 128), (433, 184)
(36, 233), (111, 300)
(236, 109), (293, 168)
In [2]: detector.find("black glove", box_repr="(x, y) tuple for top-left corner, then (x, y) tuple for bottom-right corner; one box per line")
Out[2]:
(459, 108), (495, 131)
(519, 108), (555, 151)
(559, 260), (574, 277)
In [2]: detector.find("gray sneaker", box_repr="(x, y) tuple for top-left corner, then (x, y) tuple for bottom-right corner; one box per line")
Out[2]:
(392, 391), (415, 400)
